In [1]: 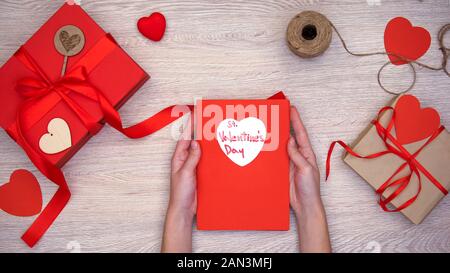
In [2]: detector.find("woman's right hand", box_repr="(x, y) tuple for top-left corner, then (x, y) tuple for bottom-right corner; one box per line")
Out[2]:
(287, 106), (331, 253)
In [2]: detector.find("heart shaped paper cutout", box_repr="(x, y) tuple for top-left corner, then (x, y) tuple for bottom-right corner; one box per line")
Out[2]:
(216, 118), (266, 167)
(137, 12), (166, 42)
(384, 17), (431, 65)
(39, 118), (72, 154)
(0, 170), (42, 217)
(394, 95), (440, 145)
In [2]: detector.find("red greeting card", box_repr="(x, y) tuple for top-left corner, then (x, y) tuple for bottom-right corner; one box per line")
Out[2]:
(196, 98), (290, 230)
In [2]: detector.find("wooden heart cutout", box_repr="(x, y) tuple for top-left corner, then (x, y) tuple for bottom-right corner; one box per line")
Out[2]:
(137, 12), (166, 42)
(59, 30), (81, 53)
(0, 170), (42, 217)
(39, 118), (72, 154)
(216, 118), (266, 167)
(384, 17), (431, 65)
(394, 95), (441, 145)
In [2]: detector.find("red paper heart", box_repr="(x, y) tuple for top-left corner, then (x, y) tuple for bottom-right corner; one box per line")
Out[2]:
(394, 95), (440, 145)
(0, 170), (42, 217)
(137, 12), (166, 42)
(384, 17), (431, 65)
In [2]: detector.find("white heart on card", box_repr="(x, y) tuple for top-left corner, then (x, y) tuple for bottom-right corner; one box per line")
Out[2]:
(39, 118), (72, 155)
(216, 117), (266, 167)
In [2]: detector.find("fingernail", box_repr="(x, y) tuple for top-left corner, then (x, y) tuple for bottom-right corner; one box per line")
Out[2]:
(190, 140), (198, 149)
(288, 137), (294, 145)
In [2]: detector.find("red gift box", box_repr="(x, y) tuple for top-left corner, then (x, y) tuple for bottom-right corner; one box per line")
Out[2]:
(0, 3), (149, 167)
(0, 3), (190, 248)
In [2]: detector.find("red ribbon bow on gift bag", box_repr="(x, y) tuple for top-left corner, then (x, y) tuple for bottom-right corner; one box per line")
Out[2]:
(6, 34), (193, 247)
(326, 99), (447, 212)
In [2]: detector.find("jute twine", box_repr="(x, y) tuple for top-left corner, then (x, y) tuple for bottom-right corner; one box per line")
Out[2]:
(286, 11), (450, 95)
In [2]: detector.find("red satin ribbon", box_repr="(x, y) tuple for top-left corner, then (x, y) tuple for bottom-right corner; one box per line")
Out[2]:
(6, 33), (287, 247)
(326, 106), (447, 212)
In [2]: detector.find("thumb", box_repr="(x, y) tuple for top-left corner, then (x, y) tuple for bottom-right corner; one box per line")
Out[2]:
(182, 140), (201, 172)
(288, 137), (309, 168)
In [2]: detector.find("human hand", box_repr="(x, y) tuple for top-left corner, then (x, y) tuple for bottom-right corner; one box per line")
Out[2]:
(287, 106), (322, 215)
(168, 123), (201, 219)
(287, 106), (331, 252)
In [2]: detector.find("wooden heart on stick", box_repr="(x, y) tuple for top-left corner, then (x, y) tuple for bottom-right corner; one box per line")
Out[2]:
(54, 25), (85, 76)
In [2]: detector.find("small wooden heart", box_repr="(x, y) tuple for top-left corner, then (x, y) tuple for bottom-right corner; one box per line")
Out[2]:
(39, 118), (72, 155)
(59, 30), (81, 53)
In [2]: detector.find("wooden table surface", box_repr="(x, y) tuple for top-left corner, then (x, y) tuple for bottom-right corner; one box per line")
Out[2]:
(1, 0), (449, 253)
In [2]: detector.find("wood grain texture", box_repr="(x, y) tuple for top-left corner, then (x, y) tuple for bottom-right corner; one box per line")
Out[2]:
(1, 0), (449, 253)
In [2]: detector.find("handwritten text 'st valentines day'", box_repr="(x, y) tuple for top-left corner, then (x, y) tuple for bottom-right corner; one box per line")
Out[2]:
(216, 118), (267, 167)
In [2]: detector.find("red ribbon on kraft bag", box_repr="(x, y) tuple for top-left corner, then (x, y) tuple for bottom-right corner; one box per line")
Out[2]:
(325, 103), (447, 213)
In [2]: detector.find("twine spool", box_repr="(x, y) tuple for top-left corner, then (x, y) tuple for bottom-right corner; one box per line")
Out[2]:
(286, 11), (450, 95)
(287, 11), (332, 58)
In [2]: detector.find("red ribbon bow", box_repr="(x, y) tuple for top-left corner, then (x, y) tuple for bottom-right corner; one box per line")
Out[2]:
(17, 65), (103, 135)
(326, 106), (447, 212)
